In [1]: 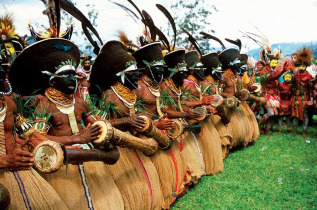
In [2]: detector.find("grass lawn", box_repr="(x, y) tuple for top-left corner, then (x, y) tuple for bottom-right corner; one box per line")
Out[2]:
(172, 121), (316, 209)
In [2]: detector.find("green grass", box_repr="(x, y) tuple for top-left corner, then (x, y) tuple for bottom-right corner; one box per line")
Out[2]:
(172, 122), (317, 209)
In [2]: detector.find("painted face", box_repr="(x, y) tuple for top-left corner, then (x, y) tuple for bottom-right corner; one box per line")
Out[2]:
(212, 71), (222, 80)
(298, 65), (307, 71)
(52, 70), (78, 95)
(270, 59), (278, 69)
(256, 63), (264, 71)
(173, 70), (188, 87)
(193, 66), (206, 81)
(124, 70), (143, 90)
(0, 66), (6, 91)
(284, 73), (293, 82)
(4, 42), (15, 56)
(148, 65), (164, 83)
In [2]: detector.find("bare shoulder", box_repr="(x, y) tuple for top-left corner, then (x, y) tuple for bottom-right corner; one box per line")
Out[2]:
(103, 90), (117, 103)
(5, 96), (17, 112)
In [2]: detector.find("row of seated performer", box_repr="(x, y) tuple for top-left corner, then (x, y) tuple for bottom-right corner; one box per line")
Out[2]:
(0, 2), (299, 209)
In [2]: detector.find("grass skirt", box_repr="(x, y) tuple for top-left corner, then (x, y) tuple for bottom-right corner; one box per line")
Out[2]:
(41, 162), (124, 210)
(241, 101), (260, 141)
(104, 148), (162, 210)
(181, 127), (205, 183)
(0, 168), (68, 209)
(210, 114), (232, 159)
(150, 131), (191, 209)
(197, 116), (224, 175)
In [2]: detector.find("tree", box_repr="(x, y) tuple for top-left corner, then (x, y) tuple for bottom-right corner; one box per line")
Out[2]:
(171, 0), (217, 54)
(81, 3), (99, 55)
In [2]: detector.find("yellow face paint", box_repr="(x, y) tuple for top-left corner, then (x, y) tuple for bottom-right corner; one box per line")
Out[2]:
(270, 59), (278, 68)
(284, 74), (293, 82)
(298, 65), (306, 71)
(4, 42), (15, 55)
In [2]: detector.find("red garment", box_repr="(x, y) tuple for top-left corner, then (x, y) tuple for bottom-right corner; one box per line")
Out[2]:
(291, 71), (313, 120)
(278, 82), (292, 115)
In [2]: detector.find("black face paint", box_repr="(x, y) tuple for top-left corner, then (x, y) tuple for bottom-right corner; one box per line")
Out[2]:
(193, 67), (206, 81)
(163, 66), (170, 79)
(148, 65), (164, 83)
(232, 64), (245, 76)
(52, 70), (78, 95)
(124, 71), (143, 90)
(212, 71), (222, 81)
(0, 66), (6, 91)
(173, 71), (187, 87)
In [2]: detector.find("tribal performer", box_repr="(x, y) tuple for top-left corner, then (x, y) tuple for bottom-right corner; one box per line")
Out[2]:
(90, 40), (162, 210)
(134, 5), (198, 207)
(291, 47), (314, 137)
(76, 55), (92, 100)
(133, 39), (205, 187)
(182, 48), (224, 175)
(216, 38), (259, 148)
(9, 38), (124, 210)
(260, 53), (288, 136)
(278, 71), (293, 133)
(200, 51), (232, 158)
(0, 22), (68, 209)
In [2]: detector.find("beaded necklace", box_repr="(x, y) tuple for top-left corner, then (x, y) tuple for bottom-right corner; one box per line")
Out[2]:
(164, 79), (184, 112)
(111, 82), (137, 116)
(141, 75), (160, 97)
(45, 87), (75, 109)
(164, 78), (181, 96)
(141, 75), (163, 117)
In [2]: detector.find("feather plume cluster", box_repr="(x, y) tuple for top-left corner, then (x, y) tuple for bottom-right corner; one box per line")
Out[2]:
(0, 13), (19, 39)
(117, 30), (139, 53)
(296, 47), (313, 66)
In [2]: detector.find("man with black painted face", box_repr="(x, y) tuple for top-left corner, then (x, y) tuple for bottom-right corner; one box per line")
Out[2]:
(160, 49), (202, 119)
(182, 50), (214, 108)
(133, 42), (175, 130)
(0, 35), (69, 209)
(90, 40), (148, 131)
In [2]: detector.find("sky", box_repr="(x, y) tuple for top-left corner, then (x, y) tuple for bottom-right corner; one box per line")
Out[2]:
(2, 0), (317, 52)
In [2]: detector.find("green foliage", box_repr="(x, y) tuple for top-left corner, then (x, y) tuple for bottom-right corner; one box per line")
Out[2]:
(181, 86), (199, 101)
(135, 99), (152, 116)
(202, 86), (214, 95)
(33, 101), (54, 121)
(160, 90), (178, 111)
(172, 122), (317, 209)
(89, 93), (122, 120)
(171, 0), (217, 53)
(55, 60), (76, 70)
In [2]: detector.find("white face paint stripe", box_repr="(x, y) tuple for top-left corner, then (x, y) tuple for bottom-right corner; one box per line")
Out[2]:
(196, 63), (203, 67)
(116, 64), (138, 84)
(152, 61), (164, 66)
(178, 67), (188, 71)
(55, 65), (76, 74)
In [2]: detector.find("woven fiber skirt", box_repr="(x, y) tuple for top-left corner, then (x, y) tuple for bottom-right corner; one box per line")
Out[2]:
(150, 131), (191, 209)
(241, 101), (260, 141)
(181, 127), (205, 183)
(104, 147), (162, 210)
(0, 168), (68, 209)
(41, 162), (124, 210)
(210, 114), (232, 159)
(198, 116), (224, 175)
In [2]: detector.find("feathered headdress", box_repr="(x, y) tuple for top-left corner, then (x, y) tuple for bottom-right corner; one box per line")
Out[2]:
(296, 47), (312, 67)
(0, 13), (19, 39)
(117, 30), (139, 54)
(30, 0), (103, 55)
